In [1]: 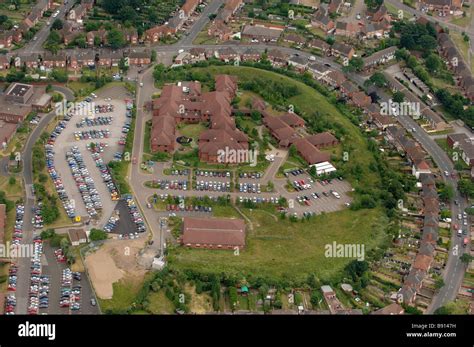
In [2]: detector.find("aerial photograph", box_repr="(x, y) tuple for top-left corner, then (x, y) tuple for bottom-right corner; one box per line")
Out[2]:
(0, 0), (472, 344)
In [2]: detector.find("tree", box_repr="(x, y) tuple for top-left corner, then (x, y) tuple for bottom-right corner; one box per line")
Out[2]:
(366, 72), (387, 88)
(438, 183), (454, 202)
(151, 50), (157, 62)
(107, 28), (126, 49)
(51, 69), (68, 83)
(434, 277), (445, 290)
(8, 176), (15, 185)
(418, 34), (437, 52)
(89, 228), (108, 241)
(425, 53), (442, 73)
(392, 91), (405, 103)
(51, 19), (63, 30)
(460, 253), (473, 265)
(365, 0), (383, 9)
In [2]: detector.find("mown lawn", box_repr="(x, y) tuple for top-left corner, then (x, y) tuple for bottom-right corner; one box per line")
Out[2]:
(99, 277), (144, 313)
(168, 208), (388, 283)
(147, 291), (175, 314)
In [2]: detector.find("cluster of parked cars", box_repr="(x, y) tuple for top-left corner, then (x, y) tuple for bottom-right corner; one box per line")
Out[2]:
(104, 215), (119, 233)
(238, 172), (263, 179)
(45, 118), (78, 218)
(31, 203), (44, 229)
(45, 143), (76, 218)
(74, 129), (111, 141)
(284, 169), (305, 177)
(166, 204), (213, 213)
(60, 269), (82, 310)
(124, 196), (146, 233)
(7, 262), (18, 293)
(28, 236), (45, 315)
(118, 232), (140, 240)
(238, 196), (282, 205)
(122, 121), (132, 134)
(4, 293), (16, 315)
(153, 179), (189, 191)
(195, 180), (230, 192)
(29, 114), (41, 125)
(11, 205), (24, 249)
(76, 116), (113, 128)
(88, 147), (119, 201)
(94, 104), (114, 114)
(292, 179), (313, 191)
(66, 147), (102, 217)
(239, 182), (261, 194)
(170, 169), (190, 176)
(54, 248), (67, 263)
(195, 170), (231, 178)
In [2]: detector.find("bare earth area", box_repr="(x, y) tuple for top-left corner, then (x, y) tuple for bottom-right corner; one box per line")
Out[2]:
(85, 239), (147, 299)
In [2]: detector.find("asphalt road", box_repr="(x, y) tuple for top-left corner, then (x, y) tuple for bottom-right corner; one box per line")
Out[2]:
(22, 1), (75, 54)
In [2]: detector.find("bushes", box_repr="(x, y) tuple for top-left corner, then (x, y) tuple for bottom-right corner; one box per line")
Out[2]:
(89, 228), (108, 241)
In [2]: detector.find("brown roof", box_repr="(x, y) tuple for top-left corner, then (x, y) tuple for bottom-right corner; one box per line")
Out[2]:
(372, 303), (404, 315)
(280, 112), (305, 127)
(413, 254), (433, 272)
(306, 132), (338, 147)
(293, 138), (330, 165)
(182, 217), (246, 248)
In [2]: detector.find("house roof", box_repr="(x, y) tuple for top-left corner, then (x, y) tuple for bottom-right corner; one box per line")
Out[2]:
(413, 254), (433, 271)
(293, 138), (330, 165)
(306, 132), (338, 147)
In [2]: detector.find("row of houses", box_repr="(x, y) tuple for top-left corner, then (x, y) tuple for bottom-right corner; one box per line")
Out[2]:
(150, 74), (250, 163)
(383, 72), (449, 131)
(207, 0), (243, 40)
(385, 126), (432, 178)
(437, 32), (474, 102)
(145, 0), (203, 43)
(399, 173), (439, 306)
(0, 49), (152, 71)
(311, 4), (392, 40)
(0, 0), (54, 48)
(419, 0), (464, 16)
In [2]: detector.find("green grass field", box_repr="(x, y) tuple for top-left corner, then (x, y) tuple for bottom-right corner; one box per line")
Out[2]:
(169, 208), (387, 283)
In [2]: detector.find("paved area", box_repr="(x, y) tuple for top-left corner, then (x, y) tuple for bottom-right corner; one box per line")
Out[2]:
(39, 242), (99, 315)
(52, 86), (129, 226)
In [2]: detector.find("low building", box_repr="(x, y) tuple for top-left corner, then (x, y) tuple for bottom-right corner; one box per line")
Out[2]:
(182, 217), (246, 249)
(241, 24), (284, 42)
(363, 46), (397, 71)
(68, 229), (88, 246)
(331, 42), (355, 59)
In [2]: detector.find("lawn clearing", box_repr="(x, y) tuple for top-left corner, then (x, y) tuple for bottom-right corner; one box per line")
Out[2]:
(168, 208), (388, 283)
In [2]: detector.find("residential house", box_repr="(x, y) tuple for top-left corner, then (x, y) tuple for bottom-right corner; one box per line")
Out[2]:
(331, 42), (355, 59)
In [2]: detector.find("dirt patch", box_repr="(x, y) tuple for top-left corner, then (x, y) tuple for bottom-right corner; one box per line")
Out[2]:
(85, 238), (147, 299)
(186, 284), (213, 314)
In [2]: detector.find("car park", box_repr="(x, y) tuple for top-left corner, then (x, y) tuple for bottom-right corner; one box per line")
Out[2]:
(66, 146), (102, 217)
